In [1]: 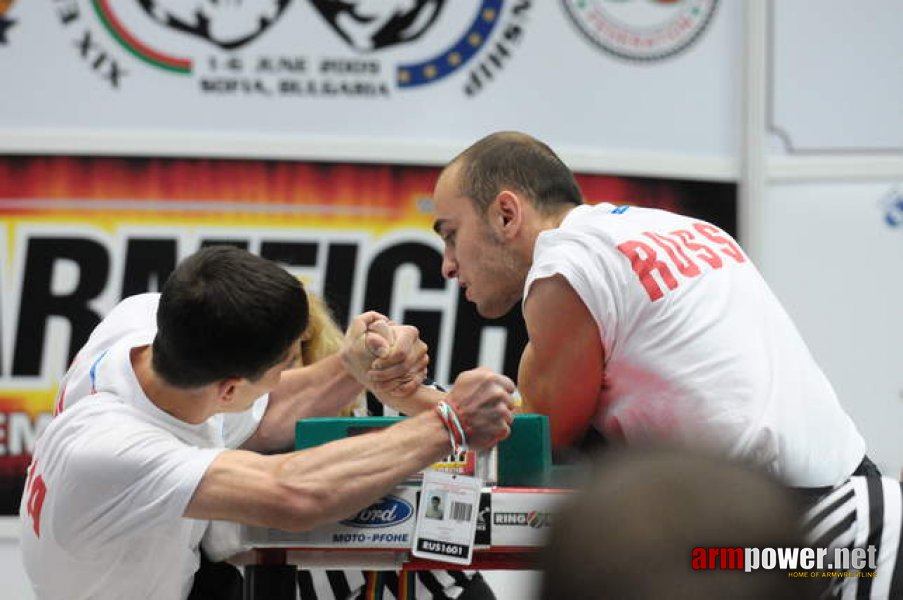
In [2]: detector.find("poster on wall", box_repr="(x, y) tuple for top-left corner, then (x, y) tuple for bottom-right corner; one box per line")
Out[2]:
(0, 156), (736, 515)
(1, 1), (739, 163)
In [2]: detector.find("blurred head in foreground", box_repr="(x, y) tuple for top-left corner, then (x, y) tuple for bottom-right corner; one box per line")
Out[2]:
(538, 447), (825, 600)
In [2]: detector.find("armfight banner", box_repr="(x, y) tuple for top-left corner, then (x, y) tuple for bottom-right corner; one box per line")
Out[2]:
(0, 156), (736, 514)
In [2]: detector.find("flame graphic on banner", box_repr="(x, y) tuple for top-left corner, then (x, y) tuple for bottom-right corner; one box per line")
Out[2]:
(0, 0), (15, 45)
(0, 155), (735, 515)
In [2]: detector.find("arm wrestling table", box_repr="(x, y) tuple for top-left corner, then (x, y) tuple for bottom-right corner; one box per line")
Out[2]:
(237, 415), (576, 600)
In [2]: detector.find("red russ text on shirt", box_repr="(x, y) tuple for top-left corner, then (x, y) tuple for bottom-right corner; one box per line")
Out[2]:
(616, 222), (746, 301)
(23, 460), (47, 537)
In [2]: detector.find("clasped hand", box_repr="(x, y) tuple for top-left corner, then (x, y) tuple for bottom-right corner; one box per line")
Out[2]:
(341, 311), (428, 400)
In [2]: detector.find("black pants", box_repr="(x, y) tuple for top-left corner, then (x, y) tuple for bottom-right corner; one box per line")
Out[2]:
(190, 560), (496, 600)
(188, 551), (243, 600)
(458, 573), (495, 600)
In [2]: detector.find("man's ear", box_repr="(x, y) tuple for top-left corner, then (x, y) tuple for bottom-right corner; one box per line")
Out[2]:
(495, 190), (522, 239)
(216, 377), (242, 405)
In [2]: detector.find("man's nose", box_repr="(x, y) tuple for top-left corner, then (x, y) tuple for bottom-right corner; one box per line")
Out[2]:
(441, 254), (457, 280)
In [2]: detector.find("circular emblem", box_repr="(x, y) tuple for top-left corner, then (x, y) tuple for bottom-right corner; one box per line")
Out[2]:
(562, 0), (718, 62)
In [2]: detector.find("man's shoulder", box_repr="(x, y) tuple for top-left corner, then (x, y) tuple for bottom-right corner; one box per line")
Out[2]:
(33, 395), (166, 482)
(74, 294), (159, 362)
(99, 294), (160, 334)
(48, 394), (152, 438)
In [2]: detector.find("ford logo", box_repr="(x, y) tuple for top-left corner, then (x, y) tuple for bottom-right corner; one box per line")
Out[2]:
(340, 495), (413, 528)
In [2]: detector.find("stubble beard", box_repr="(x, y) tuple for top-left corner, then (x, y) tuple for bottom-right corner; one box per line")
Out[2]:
(474, 227), (528, 319)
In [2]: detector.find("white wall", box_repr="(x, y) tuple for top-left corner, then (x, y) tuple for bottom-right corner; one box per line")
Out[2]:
(0, 520), (34, 600)
(755, 0), (903, 477)
(758, 181), (903, 477)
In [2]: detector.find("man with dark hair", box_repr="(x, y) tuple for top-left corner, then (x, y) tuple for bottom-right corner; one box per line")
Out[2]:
(425, 494), (444, 520)
(151, 245), (310, 388)
(20, 246), (515, 600)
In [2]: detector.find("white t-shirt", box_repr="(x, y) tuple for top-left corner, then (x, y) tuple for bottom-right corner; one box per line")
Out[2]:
(525, 203), (865, 487)
(20, 294), (263, 599)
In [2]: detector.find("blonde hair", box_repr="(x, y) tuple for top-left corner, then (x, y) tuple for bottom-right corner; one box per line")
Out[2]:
(300, 292), (344, 366)
(300, 290), (366, 417)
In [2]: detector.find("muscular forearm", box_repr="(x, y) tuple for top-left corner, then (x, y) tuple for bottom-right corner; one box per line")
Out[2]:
(190, 368), (514, 531)
(274, 411), (450, 528)
(371, 384), (445, 415)
(243, 354), (364, 452)
(190, 411), (451, 531)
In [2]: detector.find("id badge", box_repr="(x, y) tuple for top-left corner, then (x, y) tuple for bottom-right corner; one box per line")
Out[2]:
(411, 469), (482, 565)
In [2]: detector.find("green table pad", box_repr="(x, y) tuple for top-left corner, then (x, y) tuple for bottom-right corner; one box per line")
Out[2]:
(295, 413), (552, 487)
